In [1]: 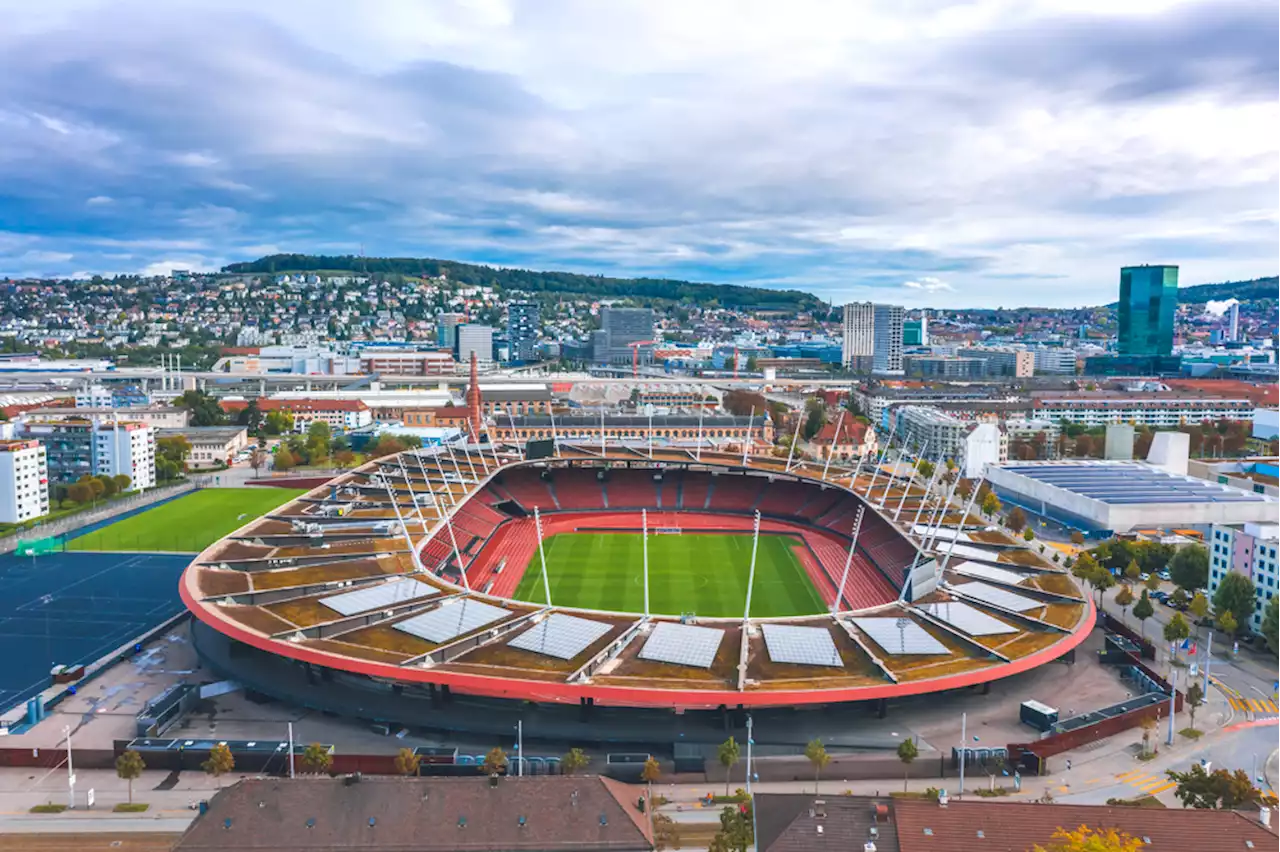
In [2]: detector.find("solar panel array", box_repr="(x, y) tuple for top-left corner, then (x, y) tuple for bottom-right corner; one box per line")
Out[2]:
(639, 622), (724, 668)
(761, 624), (842, 667)
(851, 617), (949, 656)
(394, 598), (511, 644)
(950, 561), (1029, 587)
(507, 613), (612, 660)
(1001, 462), (1271, 505)
(920, 601), (1018, 636)
(320, 578), (437, 616)
(937, 543), (1005, 562)
(950, 581), (1041, 612)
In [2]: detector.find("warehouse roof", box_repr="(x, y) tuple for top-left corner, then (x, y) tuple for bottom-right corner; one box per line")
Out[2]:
(998, 462), (1273, 506)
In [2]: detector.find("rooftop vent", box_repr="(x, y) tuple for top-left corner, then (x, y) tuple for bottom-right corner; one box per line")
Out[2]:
(305, 818), (315, 829)
(977, 830), (985, 838)
(458, 816), (467, 829)
(223, 819), (232, 830)
(368, 818), (376, 828)
(817, 825), (824, 835)
(599, 812), (608, 826)
(518, 815), (527, 829)
(864, 843), (877, 852)
(924, 828), (933, 836)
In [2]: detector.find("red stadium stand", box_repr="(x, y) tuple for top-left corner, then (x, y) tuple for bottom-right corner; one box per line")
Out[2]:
(681, 475), (711, 510)
(707, 475), (764, 513)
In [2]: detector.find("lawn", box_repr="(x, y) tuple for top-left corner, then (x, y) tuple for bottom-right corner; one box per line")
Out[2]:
(67, 487), (309, 553)
(510, 532), (825, 618)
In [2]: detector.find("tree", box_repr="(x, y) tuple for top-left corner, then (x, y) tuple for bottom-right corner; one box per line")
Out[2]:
(274, 446), (297, 471)
(333, 449), (357, 469)
(981, 491), (1001, 518)
(98, 474), (119, 497)
(66, 482), (93, 504)
(156, 435), (193, 468)
(641, 756), (661, 805)
(717, 737), (740, 797)
(115, 749), (145, 804)
(708, 804), (753, 852)
(1185, 682), (1205, 731)
(653, 812), (680, 851)
(896, 737), (918, 793)
(802, 401), (826, 441)
(805, 738), (831, 794)
(1115, 585), (1135, 625)
(1189, 591), (1210, 643)
(306, 420), (332, 464)
(82, 475), (105, 500)
(394, 747), (421, 777)
(1133, 590), (1154, 639)
(1166, 764), (1260, 810)
(1144, 572), (1160, 593)
(1263, 596), (1278, 656)
(263, 409), (295, 435)
(1090, 568), (1115, 606)
(249, 448), (268, 477)
(562, 747), (591, 775)
(1212, 573), (1254, 636)
(112, 473), (131, 492)
(238, 398), (263, 433)
(1170, 587), (1188, 610)
(483, 747), (508, 783)
(1216, 609), (1238, 640)
(1023, 527), (1035, 542)
(1033, 825), (1142, 852)
(175, 389), (227, 426)
(956, 479), (974, 501)
(1169, 545), (1209, 591)
(1138, 716), (1158, 759)
(1163, 613), (1190, 662)
(1006, 506), (1027, 533)
(301, 742), (332, 774)
(1070, 531), (1085, 546)
(202, 743), (235, 781)
(917, 459), (935, 480)
(1123, 559), (1141, 583)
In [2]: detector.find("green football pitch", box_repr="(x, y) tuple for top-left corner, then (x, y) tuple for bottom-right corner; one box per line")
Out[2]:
(67, 487), (309, 553)
(510, 532), (826, 618)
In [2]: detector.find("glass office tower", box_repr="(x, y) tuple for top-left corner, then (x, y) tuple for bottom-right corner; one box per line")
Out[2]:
(1117, 265), (1178, 356)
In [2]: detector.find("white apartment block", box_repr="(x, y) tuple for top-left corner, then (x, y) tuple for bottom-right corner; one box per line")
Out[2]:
(0, 439), (50, 524)
(1208, 522), (1278, 635)
(94, 422), (157, 490)
(1033, 395), (1254, 427)
(1032, 348), (1078, 375)
(890, 405), (1008, 474)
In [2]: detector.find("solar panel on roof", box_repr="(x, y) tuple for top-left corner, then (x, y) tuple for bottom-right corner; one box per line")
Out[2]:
(761, 624), (842, 667)
(949, 561), (1030, 586)
(851, 617), (949, 656)
(507, 613), (612, 660)
(921, 601), (1018, 636)
(394, 598), (511, 644)
(1000, 462), (1271, 505)
(938, 543), (1004, 562)
(950, 581), (1041, 612)
(638, 622), (724, 668)
(319, 578), (437, 616)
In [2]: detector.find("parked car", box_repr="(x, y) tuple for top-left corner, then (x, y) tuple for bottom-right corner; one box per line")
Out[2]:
(1151, 591), (1169, 603)
(1158, 570), (1171, 581)
(1139, 573), (1151, 582)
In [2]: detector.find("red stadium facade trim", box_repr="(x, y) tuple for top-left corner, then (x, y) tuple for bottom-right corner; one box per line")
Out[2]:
(179, 576), (1094, 710)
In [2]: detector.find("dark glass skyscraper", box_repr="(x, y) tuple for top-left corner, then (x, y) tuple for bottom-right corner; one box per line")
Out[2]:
(1117, 265), (1178, 356)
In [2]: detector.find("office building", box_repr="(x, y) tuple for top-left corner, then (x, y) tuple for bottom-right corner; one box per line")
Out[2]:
(842, 302), (904, 373)
(158, 427), (250, 470)
(890, 405), (1007, 474)
(962, 348), (1035, 378)
(220, 399), (373, 433)
(903, 313), (929, 346)
(359, 350), (455, 377)
(507, 301), (541, 362)
(436, 312), (465, 351)
(454, 324), (494, 369)
(1228, 302), (1240, 343)
(1118, 265), (1178, 356)
(594, 306), (655, 365)
(902, 355), (984, 379)
(0, 439), (49, 524)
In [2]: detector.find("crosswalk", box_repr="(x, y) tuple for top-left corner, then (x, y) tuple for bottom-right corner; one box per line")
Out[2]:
(1115, 769), (1177, 797)
(1228, 696), (1278, 716)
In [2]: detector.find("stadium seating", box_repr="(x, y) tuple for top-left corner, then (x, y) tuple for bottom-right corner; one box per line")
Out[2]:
(756, 481), (815, 518)
(707, 475), (765, 513)
(681, 475), (711, 510)
(553, 470), (607, 511)
(655, 472), (680, 509)
(603, 470), (656, 509)
(500, 470), (560, 511)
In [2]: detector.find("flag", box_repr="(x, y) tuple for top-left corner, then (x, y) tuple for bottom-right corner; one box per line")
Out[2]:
(1188, 641), (1196, 655)
(1181, 638), (1192, 650)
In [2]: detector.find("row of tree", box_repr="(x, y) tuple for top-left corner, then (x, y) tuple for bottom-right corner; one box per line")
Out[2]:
(54, 473), (132, 507)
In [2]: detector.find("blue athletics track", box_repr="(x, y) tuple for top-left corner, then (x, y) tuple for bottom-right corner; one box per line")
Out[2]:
(0, 549), (190, 711)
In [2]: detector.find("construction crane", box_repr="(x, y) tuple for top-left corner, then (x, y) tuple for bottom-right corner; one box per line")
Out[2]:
(628, 340), (658, 378)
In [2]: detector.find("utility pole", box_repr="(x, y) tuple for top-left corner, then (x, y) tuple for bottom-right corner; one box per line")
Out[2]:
(64, 725), (75, 809)
(288, 722), (295, 778)
(745, 716), (754, 798)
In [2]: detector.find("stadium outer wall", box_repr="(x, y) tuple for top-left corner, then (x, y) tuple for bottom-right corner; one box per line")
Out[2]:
(180, 455), (1097, 711)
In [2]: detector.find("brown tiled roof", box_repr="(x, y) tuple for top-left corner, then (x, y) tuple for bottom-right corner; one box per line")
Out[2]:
(756, 794), (898, 852)
(892, 798), (1276, 852)
(174, 775), (654, 852)
(815, 419), (869, 444)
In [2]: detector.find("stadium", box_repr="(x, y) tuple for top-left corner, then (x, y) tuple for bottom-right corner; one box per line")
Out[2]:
(181, 429), (1095, 743)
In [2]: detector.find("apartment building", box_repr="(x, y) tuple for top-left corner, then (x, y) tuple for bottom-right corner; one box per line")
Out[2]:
(842, 302), (904, 373)
(1208, 522), (1278, 635)
(961, 348), (1036, 378)
(0, 439), (49, 524)
(27, 405), (191, 430)
(158, 426), (250, 470)
(94, 422), (157, 490)
(891, 405), (1008, 475)
(1032, 348), (1078, 375)
(1033, 393), (1254, 427)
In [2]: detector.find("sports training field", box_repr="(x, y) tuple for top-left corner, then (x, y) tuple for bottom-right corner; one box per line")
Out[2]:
(68, 487), (308, 553)
(511, 532), (825, 618)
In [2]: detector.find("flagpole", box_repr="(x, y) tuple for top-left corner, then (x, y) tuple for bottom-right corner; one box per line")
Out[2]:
(832, 507), (865, 613)
(534, 507), (552, 607)
(642, 508), (650, 618)
(743, 510), (761, 621)
(821, 408), (845, 482)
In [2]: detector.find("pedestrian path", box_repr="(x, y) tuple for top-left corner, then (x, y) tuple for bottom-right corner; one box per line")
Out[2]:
(1228, 696), (1278, 717)
(1114, 769), (1177, 797)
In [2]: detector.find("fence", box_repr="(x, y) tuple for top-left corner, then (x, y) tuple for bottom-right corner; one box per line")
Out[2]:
(0, 481), (196, 555)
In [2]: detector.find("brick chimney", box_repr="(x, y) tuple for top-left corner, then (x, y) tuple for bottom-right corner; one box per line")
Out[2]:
(466, 352), (482, 442)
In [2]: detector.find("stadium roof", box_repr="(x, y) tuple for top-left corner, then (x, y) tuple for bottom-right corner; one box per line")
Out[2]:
(998, 461), (1272, 506)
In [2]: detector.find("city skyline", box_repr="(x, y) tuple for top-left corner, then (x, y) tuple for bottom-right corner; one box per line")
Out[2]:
(0, 1), (1276, 308)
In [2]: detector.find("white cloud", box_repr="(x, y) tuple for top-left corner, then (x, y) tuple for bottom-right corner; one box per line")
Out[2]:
(903, 277), (954, 292)
(1203, 298), (1239, 317)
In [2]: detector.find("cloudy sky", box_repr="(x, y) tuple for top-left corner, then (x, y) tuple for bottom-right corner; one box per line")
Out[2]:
(0, 0), (1275, 307)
